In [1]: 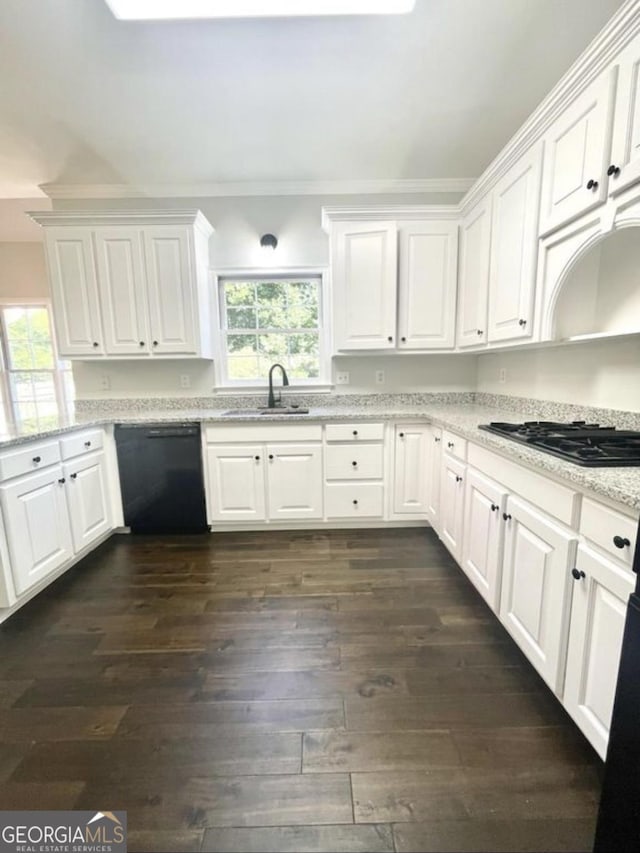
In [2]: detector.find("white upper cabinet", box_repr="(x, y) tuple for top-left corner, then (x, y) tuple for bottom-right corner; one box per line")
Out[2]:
(397, 221), (458, 349)
(31, 210), (214, 360)
(44, 228), (103, 357)
(609, 38), (640, 196)
(539, 70), (617, 236)
(456, 197), (492, 349)
(487, 145), (543, 342)
(94, 227), (149, 355)
(331, 221), (398, 350)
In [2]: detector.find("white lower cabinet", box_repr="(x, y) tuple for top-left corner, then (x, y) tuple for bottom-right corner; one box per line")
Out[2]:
(63, 452), (112, 553)
(499, 495), (578, 692)
(439, 453), (466, 561)
(325, 483), (384, 519)
(393, 424), (429, 515)
(207, 445), (266, 522)
(266, 444), (323, 520)
(425, 426), (442, 531)
(461, 468), (508, 610)
(563, 544), (635, 759)
(0, 466), (73, 596)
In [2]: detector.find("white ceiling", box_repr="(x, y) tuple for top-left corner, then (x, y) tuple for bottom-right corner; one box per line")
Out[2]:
(0, 0), (625, 199)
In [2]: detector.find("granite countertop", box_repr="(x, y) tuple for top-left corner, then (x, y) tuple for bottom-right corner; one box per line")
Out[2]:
(2, 402), (640, 512)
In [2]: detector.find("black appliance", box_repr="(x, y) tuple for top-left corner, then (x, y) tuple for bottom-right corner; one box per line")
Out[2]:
(593, 519), (640, 852)
(478, 421), (640, 467)
(114, 423), (208, 534)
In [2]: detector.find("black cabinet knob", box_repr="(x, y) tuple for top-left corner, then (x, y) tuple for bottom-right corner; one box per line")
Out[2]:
(434, 437), (441, 443)
(399, 432), (405, 438)
(352, 430), (358, 436)
(70, 473), (78, 480)
(153, 340), (159, 346)
(92, 341), (99, 348)
(352, 499), (358, 505)
(491, 504), (499, 512)
(586, 179), (599, 190)
(268, 454), (274, 460)
(571, 568), (586, 581)
(607, 164), (620, 177)
(613, 535), (631, 549)
(518, 318), (527, 327)
(254, 455), (260, 461)
(503, 512), (512, 521)
(477, 329), (484, 336)
(139, 341), (145, 347)
(352, 461), (357, 467)
(84, 441), (91, 448)
(387, 336), (393, 342)
(32, 456), (41, 463)
(58, 477), (65, 485)
(401, 336), (406, 343)
(455, 475), (463, 483)
(447, 441), (454, 449)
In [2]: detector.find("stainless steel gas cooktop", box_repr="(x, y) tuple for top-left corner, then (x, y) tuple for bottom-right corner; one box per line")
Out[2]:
(478, 421), (640, 467)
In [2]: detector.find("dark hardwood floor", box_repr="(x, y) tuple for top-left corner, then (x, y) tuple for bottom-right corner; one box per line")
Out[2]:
(0, 528), (602, 852)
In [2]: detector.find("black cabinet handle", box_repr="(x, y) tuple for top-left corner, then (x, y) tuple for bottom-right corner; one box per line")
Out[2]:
(503, 512), (512, 521)
(607, 164), (620, 177)
(58, 477), (65, 484)
(352, 461), (357, 467)
(387, 336), (393, 342)
(32, 456), (41, 463)
(491, 504), (499, 512)
(613, 535), (631, 549)
(70, 473), (78, 480)
(352, 499), (358, 505)
(586, 179), (599, 190)
(571, 568), (586, 581)
(92, 341), (99, 348)
(518, 319), (527, 327)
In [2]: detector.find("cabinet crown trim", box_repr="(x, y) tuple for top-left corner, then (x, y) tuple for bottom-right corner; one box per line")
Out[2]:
(321, 205), (461, 231)
(27, 209), (214, 235)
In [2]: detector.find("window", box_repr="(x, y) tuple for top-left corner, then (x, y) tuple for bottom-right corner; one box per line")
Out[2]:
(0, 304), (74, 432)
(219, 275), (325, 384)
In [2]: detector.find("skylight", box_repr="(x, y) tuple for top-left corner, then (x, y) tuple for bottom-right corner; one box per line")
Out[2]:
(104, 0), (416, 20)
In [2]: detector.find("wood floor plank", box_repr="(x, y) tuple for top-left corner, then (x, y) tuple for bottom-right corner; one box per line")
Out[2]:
(128, 830), (204, 853)
(404, 665), (542, 696)
(0, 679), (33, 708)
(303, 729), (461, 773)
(200, 669), (407, 701)
(201, 824), (395, 852)
(0, 706), (127, 742)
(452, 725), (598, 768)
(0, 781), (85, 809)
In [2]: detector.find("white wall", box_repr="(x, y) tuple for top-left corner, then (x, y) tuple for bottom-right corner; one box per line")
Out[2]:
(0, 242), (50, 300)
(477, 336), (640, 412)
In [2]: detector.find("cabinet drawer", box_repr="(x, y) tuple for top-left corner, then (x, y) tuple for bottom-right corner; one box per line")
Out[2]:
(580, 497), (638, 568)
(0, 441), (61, 482)
(325, 483), (384, 518)
(442, 430), (467, 461)
(60, 429), (104, 460)
(325, 444), (383, 480)
(325, 423), (384, 442)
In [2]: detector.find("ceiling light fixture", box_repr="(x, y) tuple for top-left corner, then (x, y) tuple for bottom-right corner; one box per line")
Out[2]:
(260, 234), (278, 251)
(104, 0), (415, 21)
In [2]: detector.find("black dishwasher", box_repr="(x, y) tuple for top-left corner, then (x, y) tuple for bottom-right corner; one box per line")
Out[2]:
(115, 423), (209, 534)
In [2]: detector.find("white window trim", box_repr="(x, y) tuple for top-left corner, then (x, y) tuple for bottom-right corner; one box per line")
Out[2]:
(212, 267), (331, 390)
(0, 298), (73, 430)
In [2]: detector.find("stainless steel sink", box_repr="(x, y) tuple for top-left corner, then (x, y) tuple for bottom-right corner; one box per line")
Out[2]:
(221, 407), (309, 416)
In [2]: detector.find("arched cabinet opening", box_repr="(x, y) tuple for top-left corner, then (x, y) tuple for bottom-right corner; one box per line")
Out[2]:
(552, 227), (640, 342)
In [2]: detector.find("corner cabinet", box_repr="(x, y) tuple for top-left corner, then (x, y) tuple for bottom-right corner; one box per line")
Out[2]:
(456, 197), (492, 349)
(30, 210), (214, 360)
(323, 209), (458, 353)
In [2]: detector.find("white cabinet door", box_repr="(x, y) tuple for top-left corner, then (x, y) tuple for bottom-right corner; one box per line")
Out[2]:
(393, 425), (429, 515)
(64, 452), (112, 553)
(500, 495), (578, 692)
(439, 453), (466, 561)
(266, 444), (323, 521)
(487, 145), (543, 342)
(397, 221), (458, 349)
(461, 468), (508, 610)
(539, 70), (617, 235)
(564, 544), (635, 760)
(1, 466), (73, 596)
(143, 227), (198, 355)
(94, 227), (149, 356)
(425, 427), (442, 531)
(456, 198), (492, 348)
(207, 445), (266, 522)
(332, 222), (398, 350)
(610, 40), (640, 196)
(44, 228), (103, 357)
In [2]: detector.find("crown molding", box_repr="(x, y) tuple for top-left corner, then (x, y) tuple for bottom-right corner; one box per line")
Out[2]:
(26, 208), (214, 235)
(321, 205), (460, 230)
(460, 0), (640, 214)
(38, 177), (474, 200)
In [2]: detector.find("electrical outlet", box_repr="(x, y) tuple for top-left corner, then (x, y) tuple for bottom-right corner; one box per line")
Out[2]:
(335, 371), (350, 385)
(180, 374), (191, 389)
(499, 368), (507, 384)
(100, 375), (111, 391)
(375, 370), (385, 385)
